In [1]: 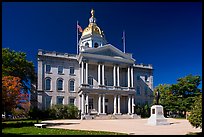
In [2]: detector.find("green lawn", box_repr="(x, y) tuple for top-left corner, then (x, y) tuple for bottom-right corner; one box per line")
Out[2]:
(3, 126), (126, 135)
(2, 119), (126, 135)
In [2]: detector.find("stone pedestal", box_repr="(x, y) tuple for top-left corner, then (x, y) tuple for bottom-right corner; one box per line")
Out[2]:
(147, 105), (170, 126)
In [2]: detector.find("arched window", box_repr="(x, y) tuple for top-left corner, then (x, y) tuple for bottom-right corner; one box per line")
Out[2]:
(85, 42), (89, 47)
(94, 42), (99, 48)
(57, 78), (63, 91)
(88, 76), (93, 86)
(69, 80), (75, 92)
(45, 78), (51, 90)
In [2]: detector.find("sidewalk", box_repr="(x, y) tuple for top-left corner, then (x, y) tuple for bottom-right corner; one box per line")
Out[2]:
(43, 118), (202, 135)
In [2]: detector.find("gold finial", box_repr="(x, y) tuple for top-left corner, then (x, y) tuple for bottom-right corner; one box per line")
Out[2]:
(91, 9), (95, 17)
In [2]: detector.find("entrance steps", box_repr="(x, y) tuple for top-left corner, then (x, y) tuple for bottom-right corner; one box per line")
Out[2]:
(93, 114), (141, 120)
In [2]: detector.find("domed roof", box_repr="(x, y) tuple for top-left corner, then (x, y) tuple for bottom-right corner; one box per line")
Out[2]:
(82, 9), (104, 37)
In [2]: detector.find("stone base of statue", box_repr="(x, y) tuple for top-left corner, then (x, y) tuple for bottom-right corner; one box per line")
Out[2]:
(147, 105), (170, 126)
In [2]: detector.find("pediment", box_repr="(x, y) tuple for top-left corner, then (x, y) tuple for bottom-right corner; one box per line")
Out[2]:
(83, 44), (134, 60)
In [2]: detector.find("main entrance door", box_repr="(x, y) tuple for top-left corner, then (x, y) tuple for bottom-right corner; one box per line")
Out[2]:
(105, 105), (108, 113)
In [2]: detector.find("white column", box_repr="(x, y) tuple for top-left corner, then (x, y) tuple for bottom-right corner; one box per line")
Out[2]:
(98, 94), (101, 114)
(127, 67), (130, 87)
(117, 66), (120, 86)
(86, 94), (89, 114)
(113, 95), (117, 114)
(113, 65), (116, 86)
(128, 95), (131, 114)
(131, 67), (134, 87)
(102, 94), (105, 114)
(81, 94), (84, 114)
(85, 63), (88, 84)
(81, 62), (84, 84)
(98, 64), (101, 85)
(132, 95), (134, 114)
(79, 95), (81, 111)
(102, 64), (105, 85)
(118, 95), (121, 114)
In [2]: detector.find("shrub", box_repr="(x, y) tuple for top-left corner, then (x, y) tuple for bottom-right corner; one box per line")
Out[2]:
(187, 94), (202, 129)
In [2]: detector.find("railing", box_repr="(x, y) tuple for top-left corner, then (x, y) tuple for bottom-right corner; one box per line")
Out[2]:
(38, 49), (77, 58)
(80, 84), (135, 91)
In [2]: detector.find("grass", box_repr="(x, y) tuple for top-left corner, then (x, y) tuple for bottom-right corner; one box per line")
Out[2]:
(2, 127), (126, 135)
(2, 119), (126, 135)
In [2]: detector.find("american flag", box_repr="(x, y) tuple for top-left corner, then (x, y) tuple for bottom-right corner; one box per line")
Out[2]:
(77, 24), (83, 33)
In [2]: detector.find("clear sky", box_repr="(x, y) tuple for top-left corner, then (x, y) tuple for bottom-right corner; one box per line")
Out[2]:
(2, 2), (202, 88)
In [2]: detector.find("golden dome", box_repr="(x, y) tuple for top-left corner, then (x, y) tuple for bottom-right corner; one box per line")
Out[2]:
(82, 9), (104, 37)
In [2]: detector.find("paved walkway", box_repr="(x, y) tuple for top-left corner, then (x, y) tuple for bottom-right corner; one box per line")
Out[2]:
(42, 118), (202, 135)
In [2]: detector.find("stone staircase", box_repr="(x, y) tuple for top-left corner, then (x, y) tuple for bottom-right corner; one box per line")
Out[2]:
(93, 114), (141, 120)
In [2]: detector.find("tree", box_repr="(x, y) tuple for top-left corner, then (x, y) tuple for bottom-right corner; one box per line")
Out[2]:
(2, 48), (36, 93)
(153, 84), (177, 116)
(187, 94), (202, 129)
(154, 75), (201, 117)
(170, 74), (201, 116)
(2, 76), (29, 116)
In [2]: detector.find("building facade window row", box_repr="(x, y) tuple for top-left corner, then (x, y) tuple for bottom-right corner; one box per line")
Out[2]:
(45, 64), (75, 75)
(45, 96), (76, 109)
(45, 77), (75, 92)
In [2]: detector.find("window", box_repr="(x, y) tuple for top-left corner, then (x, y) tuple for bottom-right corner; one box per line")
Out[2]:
(58, 66), (63, 74)
(94, 43), (99, 48)
(105, 99), (108, 102)
(88, 98), (93, 109)
(88, 76), (93, 86)
(57, 79), (63, 91)
(57, 96), (64, 104)
(45, 96), (52, 109)
(145, 75), (148, 82)
(70, 67), (75, 75)
(145, 87), (148, 96)
(137, 75), (140, 80)
(85, 42), (89, 47)
(45, 78), (51, 90)
(46, 64), (51, 73)
(69, 80), (75, 92)
(136, 86), (141, 95)
(69, 98), (75, 105)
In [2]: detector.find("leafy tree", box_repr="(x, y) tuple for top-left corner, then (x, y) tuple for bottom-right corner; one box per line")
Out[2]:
(153, 84), (176, 116)
(170, 74), (201, 115)
(2, 48), (36, 93)
(154, 75), (201, 117)
(2, 76), (29, 116)
(187, 94), (202, 129)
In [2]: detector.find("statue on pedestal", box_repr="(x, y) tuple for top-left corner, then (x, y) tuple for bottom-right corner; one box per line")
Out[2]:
(155, 90), (160, 105)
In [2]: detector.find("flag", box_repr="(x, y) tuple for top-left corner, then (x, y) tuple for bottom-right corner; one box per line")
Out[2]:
(77, 24), (83, 33)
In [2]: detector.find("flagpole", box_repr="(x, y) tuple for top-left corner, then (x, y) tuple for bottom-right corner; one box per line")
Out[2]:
(123, 30), (126, 53)
(77, 20), (79, 55)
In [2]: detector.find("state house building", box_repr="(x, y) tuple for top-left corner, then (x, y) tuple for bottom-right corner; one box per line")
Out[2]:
(37, 9), (154, 118)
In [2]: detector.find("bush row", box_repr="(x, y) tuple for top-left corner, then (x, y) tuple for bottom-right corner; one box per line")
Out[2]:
(29, 104), (80, 120)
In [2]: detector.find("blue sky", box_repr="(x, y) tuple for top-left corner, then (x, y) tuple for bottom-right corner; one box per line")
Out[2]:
(2, 2), (202, 88)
